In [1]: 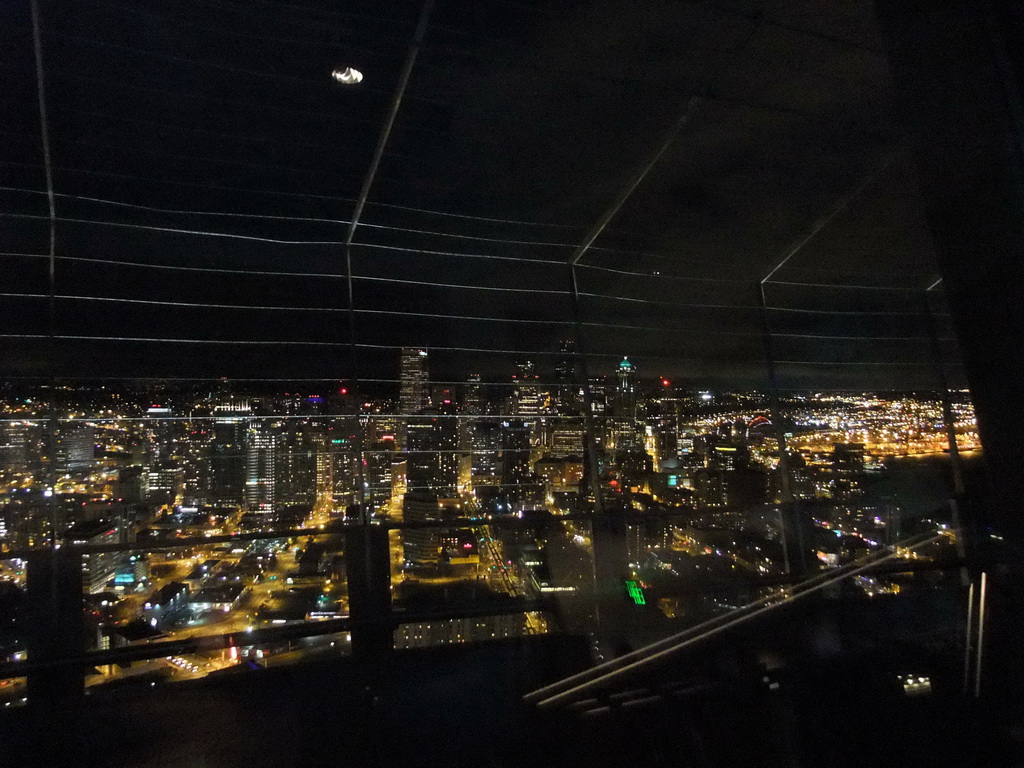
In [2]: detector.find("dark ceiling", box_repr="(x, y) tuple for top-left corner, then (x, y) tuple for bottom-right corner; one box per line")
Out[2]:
(0, 0), (962, 389)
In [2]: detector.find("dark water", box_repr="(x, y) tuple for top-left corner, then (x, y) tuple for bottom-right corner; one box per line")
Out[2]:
(864, 449), (985, 520)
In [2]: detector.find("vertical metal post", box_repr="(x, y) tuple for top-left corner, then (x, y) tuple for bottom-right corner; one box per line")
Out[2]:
(974, 571), (987, 698)
(26, 548), (85, 730)
(568, 263), (605, 516)
(29, 0), (61, 547)
(340, 0), (432, 526)
(962, 580), (975, 695)
(758, 283), (796, 576)
(922, 290), (971, 585)
(566, 261), (614, 658)
(346, 525), (393, 663)
(922, 290), (966, 496)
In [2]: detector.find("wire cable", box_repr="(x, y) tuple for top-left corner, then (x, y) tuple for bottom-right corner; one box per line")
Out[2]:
(0, 290), (957, 342)
(0, 186), (577, 251)
(0, 160), (583, 231)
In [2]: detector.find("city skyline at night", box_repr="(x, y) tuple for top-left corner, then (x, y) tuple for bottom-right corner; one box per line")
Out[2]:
(2, 0), (1022, 765)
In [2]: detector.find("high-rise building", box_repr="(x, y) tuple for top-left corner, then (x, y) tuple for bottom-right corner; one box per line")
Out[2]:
(365, 436), (396, 516)
(143, 405), (176, 464)
(276, 421), (318, 507)
(402, 494), (442, 569)
(554, 339), (580, 412)
(146, 462), (183, 505)
(461, 374), (482, 450)
(399, 348), (430, 416)
(830, 442), (865, 501)
(209, 402), (249, 507)
(406, 407), (459, 499)
(246, 422), (277, 516)
(60, 426), (95, 471)
(0, 421), (31, 474)
(513, 360), (542, 418)
(611, 358), (641, 451)
(550, 418), (585, 456)
(470, 421), (501, 485)
(403, 402), (459, 568)
(463, 374), (483, 417)
(500, 419), (537, 512)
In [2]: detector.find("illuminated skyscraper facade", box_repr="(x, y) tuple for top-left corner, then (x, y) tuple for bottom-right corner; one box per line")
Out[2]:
(611, 358), (641, 452)
(246, 422), (277, 515)
(399, 348), (429, 416)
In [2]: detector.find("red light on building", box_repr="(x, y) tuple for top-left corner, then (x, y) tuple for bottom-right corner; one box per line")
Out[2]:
(661, 378), (671, 387)
(339, 387), (348, 395)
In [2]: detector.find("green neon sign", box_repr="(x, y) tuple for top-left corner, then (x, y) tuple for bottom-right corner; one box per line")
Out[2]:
(625, 580), (646, 606)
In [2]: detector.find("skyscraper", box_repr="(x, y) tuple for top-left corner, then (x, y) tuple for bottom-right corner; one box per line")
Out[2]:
(403, 402), (459, 568)
(612, 358), (641, 451)
(209, 402), (249, 507)
(275, 421), (318, 507)
(0, 421), (31, 474)
(513, 360), (542, 418)
(470, 421), (501, 484)
(406, 407), (459, 499)
(59, 426), (95, 472)
(554, 339), (580, 412)
(499, 419), (536, 512)
(246, 422), (277, 516)
(399, 348), (429, 416)
(365, 436), (396, 516)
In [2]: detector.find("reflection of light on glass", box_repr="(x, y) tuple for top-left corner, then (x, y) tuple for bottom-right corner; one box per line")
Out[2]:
(332, 67), (363, 85)
(899, 674), (932, 696)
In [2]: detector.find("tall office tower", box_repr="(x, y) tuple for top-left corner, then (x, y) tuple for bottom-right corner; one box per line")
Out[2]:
(274, 421), (318, 508)
(399, 348), (430, 415)
(209, 402), (249, 506)
(365, 436), (396, 516)
(554, 339), (580, 412)
(454, 375), (481, 493)
(588, 378), (608, 416)
(328, 419), (360, 510)
(178, 420), (210, 506)
(649, 395), (680, 466)
(402, 401), (455, 569)
(513, 360), (542, 418)
(146, 462), (184, 505)
(611, 358), (641, 451)
(550, 418), (585, 456)
(461, 374), (482, 450)
(245, 422), (277, 516)
(363, 413), (400, 444)
(463, 374), (483, 417)
(0, 420), (30, 474)
(59, 426), (95, 472)
(500, 419), (537, 512)
(402, 493), (441, 569)
(830, 442), (866, 501)
(406, 405), (459, 499)
(470, 421), (501, 485)
(143, 404), (176, 463)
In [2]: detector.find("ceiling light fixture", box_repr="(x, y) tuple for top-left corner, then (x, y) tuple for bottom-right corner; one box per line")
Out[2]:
(332, 67), (363, 85)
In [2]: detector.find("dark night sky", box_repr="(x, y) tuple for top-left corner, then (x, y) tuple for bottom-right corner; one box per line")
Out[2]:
(0, 0), (963, 390)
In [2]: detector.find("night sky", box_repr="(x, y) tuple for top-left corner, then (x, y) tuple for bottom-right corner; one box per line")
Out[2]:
(0, 0), (963, 390)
